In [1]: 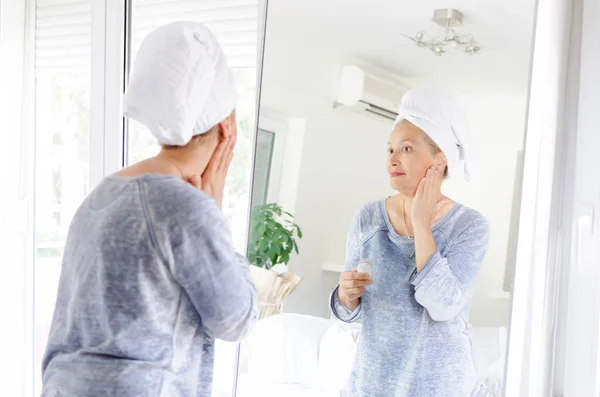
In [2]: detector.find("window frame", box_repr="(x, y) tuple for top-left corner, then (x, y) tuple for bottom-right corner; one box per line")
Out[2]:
(90, 0), (128, 184)
(0, 0), (36, 395)
(13, 0), (600, 395)
(550, 0), (600, 395)
(257, 115), (289, 205)
(500, 0), (600, 395)
(250, 128), (276, 207)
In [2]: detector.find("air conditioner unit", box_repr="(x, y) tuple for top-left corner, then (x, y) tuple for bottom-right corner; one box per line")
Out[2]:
(334, 64), (408, 122)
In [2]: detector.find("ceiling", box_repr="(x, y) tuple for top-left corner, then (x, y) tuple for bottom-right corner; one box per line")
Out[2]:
(263, 0), (537, 95)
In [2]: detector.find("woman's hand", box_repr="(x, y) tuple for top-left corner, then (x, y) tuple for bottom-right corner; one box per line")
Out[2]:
(338, 269), (372, 310)
(187, 137), (235, 209)
(411, 166), (444, 229)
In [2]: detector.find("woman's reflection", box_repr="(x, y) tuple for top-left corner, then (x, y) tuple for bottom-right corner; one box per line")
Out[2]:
(330, 88), (490, 397)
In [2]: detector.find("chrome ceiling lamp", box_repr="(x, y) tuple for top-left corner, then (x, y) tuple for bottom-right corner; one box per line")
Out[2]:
(404, 8), (481, 56)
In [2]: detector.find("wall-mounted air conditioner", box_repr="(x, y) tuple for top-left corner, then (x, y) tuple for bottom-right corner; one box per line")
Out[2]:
(334, 64), (409, 122)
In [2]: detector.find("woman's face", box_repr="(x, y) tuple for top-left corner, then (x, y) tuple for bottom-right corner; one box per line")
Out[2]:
(387, 121), (443, 196)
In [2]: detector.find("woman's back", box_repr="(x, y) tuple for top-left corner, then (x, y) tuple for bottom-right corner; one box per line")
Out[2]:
(42, 174), (257, 397)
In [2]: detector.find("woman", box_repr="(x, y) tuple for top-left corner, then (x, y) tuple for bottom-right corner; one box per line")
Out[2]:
(41, 22), (258, 397)
(331, 88), (489, 397)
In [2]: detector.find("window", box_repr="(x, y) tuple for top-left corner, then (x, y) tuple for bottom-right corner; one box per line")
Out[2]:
(125, 2), (260, 396)
(503, 150), (524, 292)
(25, 1), (260, 395)
(250, 129), (276, 207)
(32, 1), (92, 395)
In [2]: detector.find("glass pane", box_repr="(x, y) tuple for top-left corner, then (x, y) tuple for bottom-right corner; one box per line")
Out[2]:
(34, 42), (91, 397)
(250, 129), (276, 207)
(125, 7), (259, 396)
(125, 67), (257, 253)
(237, 1), (538, 396)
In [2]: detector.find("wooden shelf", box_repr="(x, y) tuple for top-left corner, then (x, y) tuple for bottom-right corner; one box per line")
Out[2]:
(322, 262), (345, 273)
(488, 290), (512, 300)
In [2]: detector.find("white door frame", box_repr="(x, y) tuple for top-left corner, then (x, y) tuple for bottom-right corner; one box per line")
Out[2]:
(551, 0), (600, 394)
(504, 0), (581, 394)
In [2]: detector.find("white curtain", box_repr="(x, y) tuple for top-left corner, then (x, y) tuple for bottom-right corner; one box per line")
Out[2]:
(34, 0), (92, 74)
(130, 0), (259, 68)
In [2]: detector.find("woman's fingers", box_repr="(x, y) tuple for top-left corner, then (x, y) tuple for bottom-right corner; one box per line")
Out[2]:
(340, 279), (372, 289)
(341, 269), (369, 280)
(339, 268), (372, 299)
(341, 271), (371, 283)
(425, 168), (433, 199)
(219, 138), (235, 173)
(344, 285), (365, 296)
(429, 167), (438, 199)
(206, 138), (230, 174)
(434, 166), (443, 191)
(424, 166), (442, 200)
(344, 287), (365, 299)
(416, 175), (427, 199)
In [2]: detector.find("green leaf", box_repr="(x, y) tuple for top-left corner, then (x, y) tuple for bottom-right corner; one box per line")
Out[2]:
(248, 203), (302, 265)
(259, 239), (269, 251)
(267, 244), (278, 258)
(258, 223), (267, 236)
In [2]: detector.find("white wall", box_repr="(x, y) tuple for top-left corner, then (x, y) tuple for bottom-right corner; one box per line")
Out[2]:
(258, 32), (527, 326)
(445, 95), (527, 326)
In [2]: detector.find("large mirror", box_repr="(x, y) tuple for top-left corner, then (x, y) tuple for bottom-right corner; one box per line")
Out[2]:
(237, 1), (536, 396)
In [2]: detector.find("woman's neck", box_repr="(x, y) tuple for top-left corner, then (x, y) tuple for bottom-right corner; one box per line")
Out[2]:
(387, 194), (414, 216)
(386, 193), (454, 233)
(384, 194), (415, 236)
(156, 146), (212, 179)
(115, 145), (214, 179)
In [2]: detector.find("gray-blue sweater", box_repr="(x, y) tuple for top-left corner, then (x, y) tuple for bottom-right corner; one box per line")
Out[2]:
(41, 174), (258, 397)
(331, 199), (489, 397)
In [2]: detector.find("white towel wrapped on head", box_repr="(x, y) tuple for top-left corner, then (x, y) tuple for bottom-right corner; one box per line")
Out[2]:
(394, 88), (474, 182)
(123, 21), (237, 146)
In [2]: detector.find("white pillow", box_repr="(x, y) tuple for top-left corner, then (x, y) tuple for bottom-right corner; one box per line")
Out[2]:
(471, 327), (508, 383)
(318, 322), (362, 393)
(245, 313), (333, 387)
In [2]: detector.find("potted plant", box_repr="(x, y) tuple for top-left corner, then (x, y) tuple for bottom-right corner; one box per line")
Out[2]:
(247, 203), (303, 319)
(248, 203), (303, 269)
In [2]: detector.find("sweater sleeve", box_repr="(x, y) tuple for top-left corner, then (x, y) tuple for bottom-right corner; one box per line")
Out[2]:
(409, 213), (489, 322)
(144, 183), (258, 342)
(331, 210), (362, 323)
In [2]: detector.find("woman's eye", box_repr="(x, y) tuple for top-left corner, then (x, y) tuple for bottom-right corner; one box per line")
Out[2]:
(387, 148), (393, 154)
(402, 146), (412, 152)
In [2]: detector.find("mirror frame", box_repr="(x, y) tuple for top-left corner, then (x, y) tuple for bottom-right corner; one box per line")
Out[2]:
(234, 0), (577, 396)
(504, 0), (579, 395)
(231, 0), (271, 396)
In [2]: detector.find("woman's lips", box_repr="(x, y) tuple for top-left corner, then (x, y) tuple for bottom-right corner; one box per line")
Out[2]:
(390, 172), (405, 177)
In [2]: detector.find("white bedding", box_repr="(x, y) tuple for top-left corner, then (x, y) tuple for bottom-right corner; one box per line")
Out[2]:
(235, 314), (507, 397)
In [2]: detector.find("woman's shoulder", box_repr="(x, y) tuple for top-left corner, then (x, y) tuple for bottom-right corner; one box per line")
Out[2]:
(356, 200), (383, 219)
(135, 174), (222, 225)
(443, 203), (490, 240)
(350, 200), (387, 236)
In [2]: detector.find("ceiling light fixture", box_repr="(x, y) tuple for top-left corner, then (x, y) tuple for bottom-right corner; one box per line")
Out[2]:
(403, 8), (482, 56)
